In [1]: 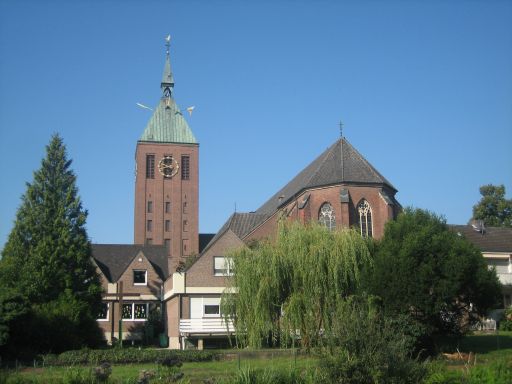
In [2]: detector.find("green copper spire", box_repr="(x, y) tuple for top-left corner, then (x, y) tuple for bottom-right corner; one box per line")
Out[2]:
(139, 36), (197, 144)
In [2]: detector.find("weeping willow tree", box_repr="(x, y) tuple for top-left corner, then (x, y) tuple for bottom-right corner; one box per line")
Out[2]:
(221, 221), (372, 349)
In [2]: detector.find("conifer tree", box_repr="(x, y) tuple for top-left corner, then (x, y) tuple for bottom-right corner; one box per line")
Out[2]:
(0, 134), (103, 354)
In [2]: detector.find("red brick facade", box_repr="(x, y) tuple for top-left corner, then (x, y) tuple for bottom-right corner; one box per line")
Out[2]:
(134, 142), (199, 272)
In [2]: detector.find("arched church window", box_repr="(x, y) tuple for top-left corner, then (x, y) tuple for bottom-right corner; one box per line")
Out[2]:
(357, 199), (373, 238)
(319, 202), (336, 231)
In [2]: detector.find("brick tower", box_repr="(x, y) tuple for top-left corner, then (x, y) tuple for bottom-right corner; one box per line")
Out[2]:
(134, 37), (199, 269)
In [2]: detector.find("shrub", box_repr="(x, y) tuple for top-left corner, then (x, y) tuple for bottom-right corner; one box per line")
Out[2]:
(319, 295), (428, 384)
(39, 347), (218, 366)
(499, 307), (512, 331)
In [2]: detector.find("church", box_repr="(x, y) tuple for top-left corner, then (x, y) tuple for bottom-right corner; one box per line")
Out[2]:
(91, 40), (511, 349)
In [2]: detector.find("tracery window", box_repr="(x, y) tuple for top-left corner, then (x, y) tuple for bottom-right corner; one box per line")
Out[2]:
(357, 199), (373, 238)
(319, 202), (336, 231)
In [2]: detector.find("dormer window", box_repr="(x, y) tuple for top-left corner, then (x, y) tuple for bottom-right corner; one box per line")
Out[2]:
(133, 270), (147, 285)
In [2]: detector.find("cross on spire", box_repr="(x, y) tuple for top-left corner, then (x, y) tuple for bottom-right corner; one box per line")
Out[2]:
(339, 121), (344, 138)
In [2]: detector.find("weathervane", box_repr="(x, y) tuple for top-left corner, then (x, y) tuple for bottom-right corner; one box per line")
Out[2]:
(339, 121), (344, 138)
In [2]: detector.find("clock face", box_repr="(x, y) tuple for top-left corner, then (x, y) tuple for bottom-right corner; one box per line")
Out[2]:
(158, 156), (179, 178)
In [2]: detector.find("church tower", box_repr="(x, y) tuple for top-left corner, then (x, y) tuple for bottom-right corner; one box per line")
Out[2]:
(134, 37), (199, 269)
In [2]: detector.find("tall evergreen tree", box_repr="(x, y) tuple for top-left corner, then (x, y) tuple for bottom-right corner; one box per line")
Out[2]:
(0, 134), (103, 355)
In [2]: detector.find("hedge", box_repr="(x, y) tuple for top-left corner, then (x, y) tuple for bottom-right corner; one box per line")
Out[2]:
(39, 348), (219, 366)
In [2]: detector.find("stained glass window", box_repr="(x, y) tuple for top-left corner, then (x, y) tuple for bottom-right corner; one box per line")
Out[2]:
(319, 202), (336, 231)
(357, 199), (373, 238)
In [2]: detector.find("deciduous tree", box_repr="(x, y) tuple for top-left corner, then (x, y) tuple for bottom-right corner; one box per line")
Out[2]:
(472, 184), (512, 227)
(222, 222), (372, 349)
(366, 208), (501, 347)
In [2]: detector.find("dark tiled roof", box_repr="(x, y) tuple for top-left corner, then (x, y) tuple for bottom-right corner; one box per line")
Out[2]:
(92, 244), (169, 282)
(256, 138), (396, 214)
(199, 212), (270, 255)
(450, 225), (512, 253)
(199, 233), (216, 253)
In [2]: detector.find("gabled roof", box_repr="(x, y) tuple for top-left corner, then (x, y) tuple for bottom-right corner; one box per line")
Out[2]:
(92, 244), (169, 282)
(199, 212), (270, 256)
(256, 138), (396, 214)
(450, 225), (512, 253)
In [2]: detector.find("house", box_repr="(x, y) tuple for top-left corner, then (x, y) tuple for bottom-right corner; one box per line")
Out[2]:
(451, 225), (512, 314)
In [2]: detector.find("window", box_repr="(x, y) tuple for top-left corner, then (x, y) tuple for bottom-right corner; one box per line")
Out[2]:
(165, 220), (170, 232)
(214, 256), (234, 276)
(146, 238), (153, 245)
(183, 201), (188, 214)
(97, 302), (109, 321)
(165, 202), (170, 213)
(146, 154), (155, 179)
(183, 219), (188, 232)
(122, 303), (148, 321)
(147, 220), (152, 232)
(319, 202), (336, 231)
(181, 155), (190, 180)
(204, 305), (220, 316)
(357, 199), (373, 238)
(164, 239), (170, 250)
(133, 270), (147, 285)
(147, 201), (153, 213)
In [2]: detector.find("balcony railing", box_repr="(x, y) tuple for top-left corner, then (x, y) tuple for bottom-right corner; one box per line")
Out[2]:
(179, 318), (235, 335)
(498, 273), (512, 285)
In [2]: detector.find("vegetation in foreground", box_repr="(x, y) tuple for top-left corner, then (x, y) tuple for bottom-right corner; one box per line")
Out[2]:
(1, 333), (511, 384)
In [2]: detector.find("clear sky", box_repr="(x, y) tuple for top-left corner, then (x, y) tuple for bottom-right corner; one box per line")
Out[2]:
(1, 0), (511, 249)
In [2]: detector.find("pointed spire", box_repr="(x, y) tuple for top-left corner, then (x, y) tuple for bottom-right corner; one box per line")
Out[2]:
(161, 35), (174, 98)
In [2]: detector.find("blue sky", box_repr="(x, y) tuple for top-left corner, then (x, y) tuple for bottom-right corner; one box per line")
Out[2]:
(1, 0), (511, 249)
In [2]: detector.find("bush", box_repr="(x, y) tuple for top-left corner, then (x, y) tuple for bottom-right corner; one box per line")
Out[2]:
(319, 295), (428, 384)
(499, 307), (512, 331)
(39, 347), (218, 366)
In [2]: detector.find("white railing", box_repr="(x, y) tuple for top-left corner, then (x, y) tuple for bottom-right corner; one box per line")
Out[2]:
(179, 318), (235, 335)
(498, 273), (512, 285)
(472, 319), (496, 331)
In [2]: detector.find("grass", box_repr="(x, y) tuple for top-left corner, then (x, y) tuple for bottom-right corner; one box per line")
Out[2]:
(3, 333), (512, 383)
(2, 353), (317, 383)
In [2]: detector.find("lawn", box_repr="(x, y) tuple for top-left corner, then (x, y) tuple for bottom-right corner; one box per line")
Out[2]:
(2, 333), (511, 383)
(2, 352), (317, 383)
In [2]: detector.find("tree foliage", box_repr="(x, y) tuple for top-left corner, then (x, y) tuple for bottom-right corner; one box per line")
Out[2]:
(472, 184), (512, 228)
(222, 221), (372, 349)
(320, 295), (427, 384)
(0, 134), (103, 356)
(366, 208), (501, 345)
